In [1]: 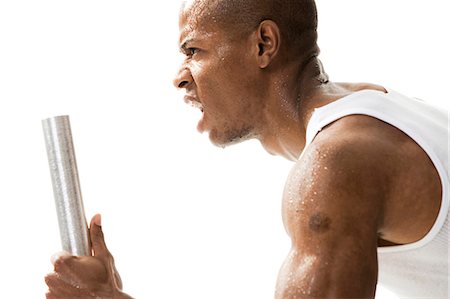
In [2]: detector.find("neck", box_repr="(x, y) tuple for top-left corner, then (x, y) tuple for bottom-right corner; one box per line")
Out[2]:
(258, 56), (332, 160)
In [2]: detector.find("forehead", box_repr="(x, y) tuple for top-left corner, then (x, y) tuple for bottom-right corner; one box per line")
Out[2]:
(178, 0), (219, 43)
(180, 0), (211, 22)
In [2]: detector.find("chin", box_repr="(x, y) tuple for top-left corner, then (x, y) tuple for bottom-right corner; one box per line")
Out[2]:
(208, 126), (255, 148)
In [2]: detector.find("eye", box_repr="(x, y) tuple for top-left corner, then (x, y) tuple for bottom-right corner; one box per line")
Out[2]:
(187, 47), (199, 57)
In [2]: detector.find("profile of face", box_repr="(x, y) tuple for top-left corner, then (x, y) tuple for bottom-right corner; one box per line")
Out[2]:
(173, 0), (265, 147)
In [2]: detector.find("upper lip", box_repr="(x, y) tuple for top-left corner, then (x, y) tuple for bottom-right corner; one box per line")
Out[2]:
(184, 94), (204, 111)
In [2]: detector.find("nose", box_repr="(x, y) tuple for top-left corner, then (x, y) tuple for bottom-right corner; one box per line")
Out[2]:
(173, 67), (193, 89)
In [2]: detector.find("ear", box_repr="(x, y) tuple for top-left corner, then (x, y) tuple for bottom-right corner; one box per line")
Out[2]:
(255, 20), (281, 69)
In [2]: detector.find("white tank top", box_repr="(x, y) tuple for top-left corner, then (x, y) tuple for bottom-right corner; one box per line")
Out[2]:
(303, 88), (449, 298)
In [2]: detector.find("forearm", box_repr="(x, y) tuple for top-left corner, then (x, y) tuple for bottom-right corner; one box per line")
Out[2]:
(275, 251), (320, 298)
(276, 273), (375, 299)
(275, 250), (376, 299)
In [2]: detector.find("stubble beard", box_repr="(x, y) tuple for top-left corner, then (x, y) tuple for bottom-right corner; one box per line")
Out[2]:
(210, 125), (255, 148)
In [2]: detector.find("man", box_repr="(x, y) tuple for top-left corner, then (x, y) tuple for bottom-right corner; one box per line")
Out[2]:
(45, 0), (449, 298)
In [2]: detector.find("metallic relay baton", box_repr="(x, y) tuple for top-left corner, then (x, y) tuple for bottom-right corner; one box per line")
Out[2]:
(42, 115), (91, 256)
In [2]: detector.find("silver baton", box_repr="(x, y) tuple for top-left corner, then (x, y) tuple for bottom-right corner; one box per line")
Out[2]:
(42, 115), (91, 256)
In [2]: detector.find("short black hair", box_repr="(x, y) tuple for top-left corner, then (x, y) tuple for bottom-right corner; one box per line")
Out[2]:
(205, 0), (318, 55)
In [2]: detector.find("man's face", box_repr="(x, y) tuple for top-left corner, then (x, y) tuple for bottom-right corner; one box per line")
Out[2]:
(173, 1), (265, 147)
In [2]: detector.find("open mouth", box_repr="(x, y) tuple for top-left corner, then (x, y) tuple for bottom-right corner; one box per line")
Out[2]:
(184, 95), (206, 132)
(189, 100), (204, 112)
(184, 96), (204, 112)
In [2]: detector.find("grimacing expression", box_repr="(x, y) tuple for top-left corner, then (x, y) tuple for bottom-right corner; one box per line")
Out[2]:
(173, 2), (266, 147)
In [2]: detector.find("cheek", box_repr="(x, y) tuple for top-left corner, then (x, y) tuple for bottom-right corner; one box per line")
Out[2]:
(191, 56), (258, 115)
(191, 63), (226, 102)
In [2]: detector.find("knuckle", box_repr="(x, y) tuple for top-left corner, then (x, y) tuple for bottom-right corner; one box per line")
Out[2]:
(53, 255), (74, 271)
(45, 273), (59, 288)
(44, 274), (53, 284)
(53, 258), (64, 271)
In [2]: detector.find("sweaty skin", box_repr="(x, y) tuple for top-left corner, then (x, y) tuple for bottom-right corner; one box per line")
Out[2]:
(45, 0), (442, 298)
(173, 1), (441, 298)
(275, 115), (441, 298)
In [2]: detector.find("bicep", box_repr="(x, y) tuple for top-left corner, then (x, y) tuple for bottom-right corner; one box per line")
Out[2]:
(277, 142), (384, 298)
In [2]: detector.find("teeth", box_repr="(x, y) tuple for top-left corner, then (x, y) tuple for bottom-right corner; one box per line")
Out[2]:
(189, 100), (203, 111)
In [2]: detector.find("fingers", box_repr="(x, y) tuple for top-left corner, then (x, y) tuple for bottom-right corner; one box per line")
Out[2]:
(88, 215), (122, 290)
(89, 214), (110, 258)
(50, 251), (71, 265)
(45, 273), (81, 299)
(45, 273), (87, 299)
(45, 272), (74, 294)
(46, 216), (122, 299)
(52, 255), (84, 286)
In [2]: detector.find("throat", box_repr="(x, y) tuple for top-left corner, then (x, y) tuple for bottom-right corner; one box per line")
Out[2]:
(258, 133), (305, 161)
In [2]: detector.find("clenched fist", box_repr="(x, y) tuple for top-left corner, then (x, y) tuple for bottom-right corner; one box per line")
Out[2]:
(45, 214), (133, 299)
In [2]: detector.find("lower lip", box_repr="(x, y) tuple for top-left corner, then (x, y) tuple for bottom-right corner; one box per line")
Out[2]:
(197, 112), (205, 133)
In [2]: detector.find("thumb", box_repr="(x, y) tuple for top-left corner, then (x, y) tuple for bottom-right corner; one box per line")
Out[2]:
(89, 214), (110, 258)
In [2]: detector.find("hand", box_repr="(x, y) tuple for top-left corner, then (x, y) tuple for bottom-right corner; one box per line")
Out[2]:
(45, 214), (132, 299)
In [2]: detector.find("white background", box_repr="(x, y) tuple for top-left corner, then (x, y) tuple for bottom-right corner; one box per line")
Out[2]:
(0, 1), (448, 298)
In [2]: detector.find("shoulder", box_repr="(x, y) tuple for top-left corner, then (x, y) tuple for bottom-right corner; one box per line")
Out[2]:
(283, 115), (396, 242)
(279, 115), (386, 297)
(295, 114), (395, 192)
(301, 112), (410, 180)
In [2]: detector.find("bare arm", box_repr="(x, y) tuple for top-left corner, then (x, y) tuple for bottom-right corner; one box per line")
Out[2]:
(276, 134), (386, 298)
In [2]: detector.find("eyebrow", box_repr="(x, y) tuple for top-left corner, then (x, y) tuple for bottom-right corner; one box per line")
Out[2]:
(179, 38), (193, 53)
